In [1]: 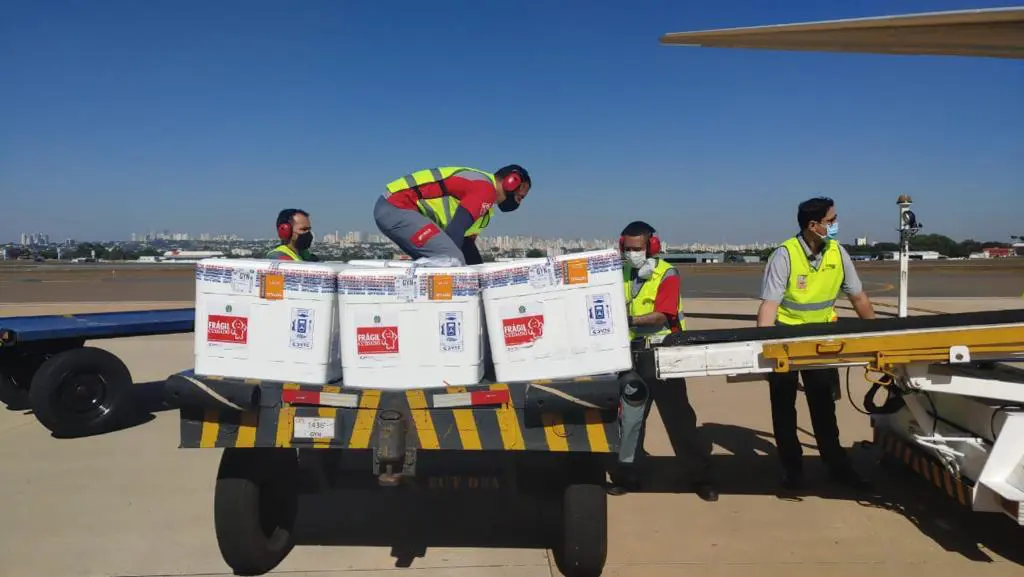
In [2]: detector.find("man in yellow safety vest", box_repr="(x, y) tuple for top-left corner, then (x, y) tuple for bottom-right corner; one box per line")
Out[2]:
(373, 165), (531, 265)
(267, 208), (319, 262)
(756, 196), (876, 492)
(610, 220), (718, 502)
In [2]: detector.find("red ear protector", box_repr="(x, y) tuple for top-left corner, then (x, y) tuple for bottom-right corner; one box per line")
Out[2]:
(500, 171), (522, 193)
(618, 231), (662, 257)
(277, 222), (292, 242)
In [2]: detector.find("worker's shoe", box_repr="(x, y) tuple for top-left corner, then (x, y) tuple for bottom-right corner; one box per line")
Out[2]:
(693, 481), (719, 502)
(780, 470), (804, 491)
(607, 467), (642, 496)
(828, 467), (873, 492)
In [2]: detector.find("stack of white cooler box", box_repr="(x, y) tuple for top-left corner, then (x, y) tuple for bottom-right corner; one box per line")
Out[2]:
(193, 249), (632, 387)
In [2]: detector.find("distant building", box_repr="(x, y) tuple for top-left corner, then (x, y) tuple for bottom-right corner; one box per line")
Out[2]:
(160, 249), (225, 263)
(983, 247), (1013, 258)
(854, 237), (868, 246)
(661, 252), (725, 264)
(877, 250), (943, 260)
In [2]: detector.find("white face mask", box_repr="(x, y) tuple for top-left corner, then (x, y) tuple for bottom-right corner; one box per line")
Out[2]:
(623, 250), (647, 269)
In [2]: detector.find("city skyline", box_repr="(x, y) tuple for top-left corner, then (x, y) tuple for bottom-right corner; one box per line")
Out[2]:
(11, 226), (1016, 254)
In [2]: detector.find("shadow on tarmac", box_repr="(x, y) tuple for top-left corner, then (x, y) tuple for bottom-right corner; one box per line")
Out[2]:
(0, 377), (176, 438)
(287, 421), (1023, 571)
(293, 485), (556, 569)
(635, 422), (1024, 566)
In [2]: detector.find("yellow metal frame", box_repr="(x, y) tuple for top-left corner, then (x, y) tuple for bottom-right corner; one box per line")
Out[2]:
(761, 325), (1024, 373)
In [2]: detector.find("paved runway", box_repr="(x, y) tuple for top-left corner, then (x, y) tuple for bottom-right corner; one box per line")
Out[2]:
(2, 297), (1024, 576)
(1, 260), (1022, 303)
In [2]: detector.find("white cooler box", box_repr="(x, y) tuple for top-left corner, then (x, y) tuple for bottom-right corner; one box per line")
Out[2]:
(194, 258), (347, 384)
(475, 249), (631, 382)
(337, 264), (484, 389)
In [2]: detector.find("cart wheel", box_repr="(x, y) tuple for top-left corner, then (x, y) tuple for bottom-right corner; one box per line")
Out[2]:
(28, 346), (132, 437)
(552, 483), (608, 577)
(215, 448), (299, 576)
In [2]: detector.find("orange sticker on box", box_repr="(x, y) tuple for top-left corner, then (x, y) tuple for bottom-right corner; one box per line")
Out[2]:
(429, 274), (453, 300)
(261, 273), (285, 300)
(564, 259), (589, 285)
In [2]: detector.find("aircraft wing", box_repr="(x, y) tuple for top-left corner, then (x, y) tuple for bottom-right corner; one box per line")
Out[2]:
(659, 7), (1024, 59)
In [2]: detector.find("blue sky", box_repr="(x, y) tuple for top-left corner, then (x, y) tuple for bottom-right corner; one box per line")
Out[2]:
(2, 0), (1022, 245)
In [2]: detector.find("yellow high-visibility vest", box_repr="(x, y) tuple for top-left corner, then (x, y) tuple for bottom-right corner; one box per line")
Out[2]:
(623, 259), (686, 341)
(385, 166), (496, 237)
(267, 245), (304, 261)
(776, 236), (844, 325)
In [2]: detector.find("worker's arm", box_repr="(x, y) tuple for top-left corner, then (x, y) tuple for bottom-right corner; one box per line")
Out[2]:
(630, 312), (669, 326)
(756, 248), (788, 327)
(442, 176), (498, 246)
(838, 245), (875, 320)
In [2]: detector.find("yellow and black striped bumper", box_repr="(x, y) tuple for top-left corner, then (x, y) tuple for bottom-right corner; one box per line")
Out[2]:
(178, 381), (620, 453)
(877, 429), (973, 506)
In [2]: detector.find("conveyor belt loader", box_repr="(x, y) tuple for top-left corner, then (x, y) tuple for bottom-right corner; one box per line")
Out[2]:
(637, 309), (1024, 523)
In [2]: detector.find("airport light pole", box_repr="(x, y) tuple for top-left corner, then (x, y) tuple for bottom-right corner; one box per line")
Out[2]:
(897, 194), (922, 318)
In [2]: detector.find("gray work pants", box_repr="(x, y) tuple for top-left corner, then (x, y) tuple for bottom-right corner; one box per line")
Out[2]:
(373, 196), (466, 264)
(619, 376), (713, 482)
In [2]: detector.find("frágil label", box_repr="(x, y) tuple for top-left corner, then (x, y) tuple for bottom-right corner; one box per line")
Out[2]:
(356, 326), (400, 355)
(208, 314), (248, 345)
(502, 314), (545, 348)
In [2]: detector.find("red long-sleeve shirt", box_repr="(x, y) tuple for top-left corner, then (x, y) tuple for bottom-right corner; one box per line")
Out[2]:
(654, 270), (683, 333)
(386, 175), (496, 221)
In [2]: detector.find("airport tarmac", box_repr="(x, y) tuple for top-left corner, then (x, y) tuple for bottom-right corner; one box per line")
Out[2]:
(1, 259), (1022, 303)
(1, 292), (1023, 577)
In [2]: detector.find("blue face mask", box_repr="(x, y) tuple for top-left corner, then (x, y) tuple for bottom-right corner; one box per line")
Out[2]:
(825, 222), (839, 240)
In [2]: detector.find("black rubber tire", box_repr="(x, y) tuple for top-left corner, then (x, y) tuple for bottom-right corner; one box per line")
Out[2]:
(28, 346), (132, 437)
(553, 483), (608, 577)
(214, 448), (300, 576)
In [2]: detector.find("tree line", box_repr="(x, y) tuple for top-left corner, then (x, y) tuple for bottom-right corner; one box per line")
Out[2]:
(743, 234), (1013, 260)
(2, 243), (163, 261)
(2, 235), (1013, 262)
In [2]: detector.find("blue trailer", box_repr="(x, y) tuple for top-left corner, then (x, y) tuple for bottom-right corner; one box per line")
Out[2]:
(0, 308), (195, 437)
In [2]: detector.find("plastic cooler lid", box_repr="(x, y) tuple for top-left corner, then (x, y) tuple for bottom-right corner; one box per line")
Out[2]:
(553, 248), (621, 263)
(195, 258), (341, 294)
(338, 264), (480, 300)
(351, 260), (414, 268)
(471, 257), (549, 274)
(195, 258), (347, 274)
(338, 264), (478, 277)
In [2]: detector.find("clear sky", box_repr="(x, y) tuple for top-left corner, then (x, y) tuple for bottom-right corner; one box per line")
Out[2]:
(2, 0), (1022, 245)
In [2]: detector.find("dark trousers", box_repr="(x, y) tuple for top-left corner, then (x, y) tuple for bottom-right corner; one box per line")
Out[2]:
(636, 377), (713, 482)
(768, 368), (851, 476)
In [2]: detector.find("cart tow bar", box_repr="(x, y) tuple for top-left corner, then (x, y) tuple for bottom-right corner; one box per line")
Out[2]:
(374, 408), (414, 487)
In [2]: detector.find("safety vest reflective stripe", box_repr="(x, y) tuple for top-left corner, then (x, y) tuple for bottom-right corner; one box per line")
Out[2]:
(779, 298), (836, 311)
(465, 210), (492, 236)
(268, 245), (302, 261)
(623, 260), (686, 341)
(776, 236), (844, 325)
(385, 166), (497, 237)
